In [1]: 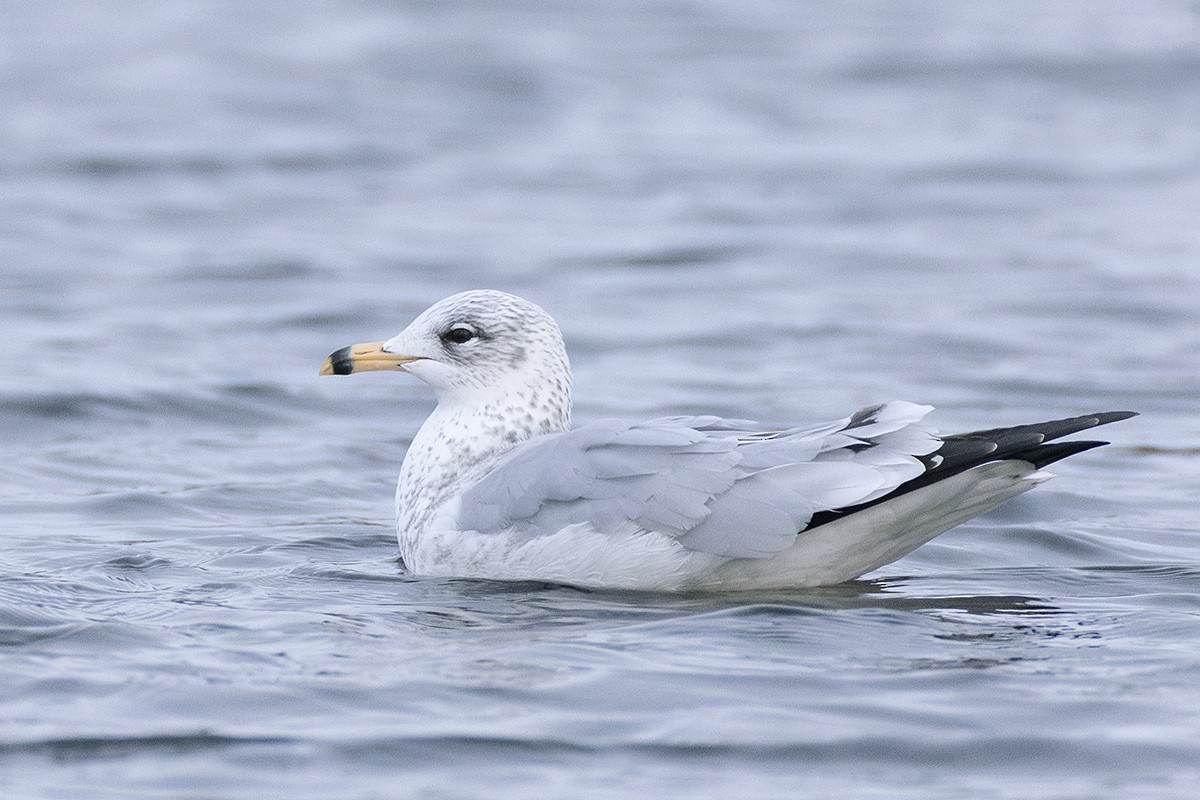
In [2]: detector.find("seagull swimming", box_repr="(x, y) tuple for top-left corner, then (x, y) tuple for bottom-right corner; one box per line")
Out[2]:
(320, 290), (1135, 591)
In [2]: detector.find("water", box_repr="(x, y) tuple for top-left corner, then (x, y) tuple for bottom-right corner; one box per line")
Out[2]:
(2, 1), (1199, 797)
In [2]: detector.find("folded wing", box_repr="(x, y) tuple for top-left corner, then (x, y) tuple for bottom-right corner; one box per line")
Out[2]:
(456, 401), (943, 559)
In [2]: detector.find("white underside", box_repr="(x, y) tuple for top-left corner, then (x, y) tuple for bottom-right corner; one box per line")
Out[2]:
(400, 460), (1048, 592)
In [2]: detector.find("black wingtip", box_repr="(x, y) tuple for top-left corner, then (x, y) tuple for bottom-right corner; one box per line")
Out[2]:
(945, 409), (1138, 446)
(1091, 411), (1139, 425)
(1024, 440), (1111, 469)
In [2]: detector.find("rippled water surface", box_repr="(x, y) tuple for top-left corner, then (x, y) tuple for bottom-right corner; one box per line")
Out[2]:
(3, 1), (1199, 797)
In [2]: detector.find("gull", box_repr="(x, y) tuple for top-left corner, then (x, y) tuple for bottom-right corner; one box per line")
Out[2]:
(320, 290), (1135, 591)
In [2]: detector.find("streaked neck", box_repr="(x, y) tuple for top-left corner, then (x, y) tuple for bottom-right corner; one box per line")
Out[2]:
(396, 379), (571, 537)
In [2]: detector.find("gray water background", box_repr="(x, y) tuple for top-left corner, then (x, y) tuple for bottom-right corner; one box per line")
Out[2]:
(2, 1), (1199, 797)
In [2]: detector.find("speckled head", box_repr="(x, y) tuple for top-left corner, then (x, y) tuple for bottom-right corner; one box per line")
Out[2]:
(322, 290), (573, 421)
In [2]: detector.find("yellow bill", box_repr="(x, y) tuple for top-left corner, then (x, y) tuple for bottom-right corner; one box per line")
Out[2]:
(319, 341), (423, 375)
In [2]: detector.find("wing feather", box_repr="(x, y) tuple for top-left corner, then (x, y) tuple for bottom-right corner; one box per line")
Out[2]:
(454, 402), (939, 559)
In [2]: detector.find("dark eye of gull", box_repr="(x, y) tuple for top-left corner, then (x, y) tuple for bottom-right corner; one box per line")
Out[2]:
(441, 325), (478, 345)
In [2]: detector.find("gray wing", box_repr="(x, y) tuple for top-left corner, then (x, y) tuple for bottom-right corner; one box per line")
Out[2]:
(455, 401), (940, 559)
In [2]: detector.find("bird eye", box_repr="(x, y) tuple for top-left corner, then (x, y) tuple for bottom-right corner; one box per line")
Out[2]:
(442, 325), (477, 345)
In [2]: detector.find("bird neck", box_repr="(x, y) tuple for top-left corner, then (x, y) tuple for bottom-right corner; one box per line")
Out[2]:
(396, 378), (572, 537)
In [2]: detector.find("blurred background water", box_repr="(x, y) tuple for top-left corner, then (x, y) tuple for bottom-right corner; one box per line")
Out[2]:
(1, 1), (1199, 797)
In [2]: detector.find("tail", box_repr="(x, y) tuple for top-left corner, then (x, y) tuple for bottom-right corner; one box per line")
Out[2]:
(710, 410), (1136, 589)
(807, 410), (1138, 529)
